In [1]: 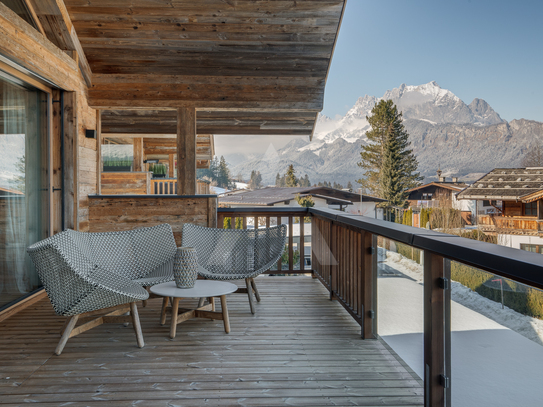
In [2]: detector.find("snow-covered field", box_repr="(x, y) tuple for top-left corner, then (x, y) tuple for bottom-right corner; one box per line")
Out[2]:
(378, 248), (543, 406)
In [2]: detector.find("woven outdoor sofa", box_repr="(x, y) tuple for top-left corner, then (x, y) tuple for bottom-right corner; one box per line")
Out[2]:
(27, 224), (177, 355)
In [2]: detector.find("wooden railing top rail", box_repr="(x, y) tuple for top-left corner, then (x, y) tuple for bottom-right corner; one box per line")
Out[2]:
(309, 207), (543, 290)
(218, 207), (308, 216)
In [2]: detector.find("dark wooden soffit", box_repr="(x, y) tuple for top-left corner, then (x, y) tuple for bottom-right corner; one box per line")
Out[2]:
(63, 0), (346, 118)
(100, 109), (317, 136)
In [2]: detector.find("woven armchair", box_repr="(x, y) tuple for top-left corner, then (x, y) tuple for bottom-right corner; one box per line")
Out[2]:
(27, 224), (177, 355)
(182, 223), (287, 314)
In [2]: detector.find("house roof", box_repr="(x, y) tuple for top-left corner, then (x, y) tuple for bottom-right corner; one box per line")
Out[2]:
(219, 187), (386, 206)
(457, 168), (543, 201)
(405, 182), (468, 194)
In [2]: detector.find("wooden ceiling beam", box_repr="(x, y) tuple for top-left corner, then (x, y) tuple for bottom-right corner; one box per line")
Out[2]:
(26, 0), (92, 86)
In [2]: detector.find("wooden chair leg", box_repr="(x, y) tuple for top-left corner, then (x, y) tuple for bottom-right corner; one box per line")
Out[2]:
(197, 297), (205, 308)
(160, 296), (169, 326)
(208, 297), (215, 320)
(245, 278), (255, 314)
(130, 302), (145, 348)
(55, 315), (79, 356)
(250, 278), (261, 302)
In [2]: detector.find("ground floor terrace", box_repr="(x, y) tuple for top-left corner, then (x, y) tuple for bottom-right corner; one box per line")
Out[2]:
(0, 276), (423, 407)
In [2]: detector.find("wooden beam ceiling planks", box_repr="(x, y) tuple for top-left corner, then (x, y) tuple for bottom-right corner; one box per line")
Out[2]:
(63, 0), (346, 138)
(27, 0), (92, 86)
(101, 110), (317, 136)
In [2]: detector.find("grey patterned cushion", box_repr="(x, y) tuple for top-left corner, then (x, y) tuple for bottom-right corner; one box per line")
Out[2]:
(27, 224), (178, 316)
(182, 224), (287, 281)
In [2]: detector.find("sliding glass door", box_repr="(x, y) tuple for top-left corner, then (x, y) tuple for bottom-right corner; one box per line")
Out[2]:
(0, 73), (49, 309)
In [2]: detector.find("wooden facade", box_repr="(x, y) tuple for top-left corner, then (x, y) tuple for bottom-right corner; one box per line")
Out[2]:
(89, 195), (217, 246)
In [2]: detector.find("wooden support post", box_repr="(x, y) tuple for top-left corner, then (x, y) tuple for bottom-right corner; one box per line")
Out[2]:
(176, 107), (196, 195)
(63, 92), (77, 230)
(300, 217), (305, 272)
(424, 252), (448, 407)
(360, 231), (374, 339)
(133, 138), (144, 171)
(96, 109), (102, 195)
(169, 153), (175, 178)
(288, 216), (294, 271)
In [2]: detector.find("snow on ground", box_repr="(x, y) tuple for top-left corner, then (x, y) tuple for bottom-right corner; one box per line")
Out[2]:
(378, 248), (543, 406)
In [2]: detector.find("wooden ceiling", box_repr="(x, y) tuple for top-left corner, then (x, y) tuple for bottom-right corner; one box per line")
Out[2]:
(101, 109), (316, 135)
(62, 0), (346, 138)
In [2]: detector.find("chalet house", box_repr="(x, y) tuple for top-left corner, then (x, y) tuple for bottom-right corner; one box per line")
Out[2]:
(0, 2), (541, 406)
(220, 186), (387, 219)
(457, 168), (543, 251)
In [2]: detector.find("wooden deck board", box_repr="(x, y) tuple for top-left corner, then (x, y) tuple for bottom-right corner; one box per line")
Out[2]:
(0, 276), (423, 406)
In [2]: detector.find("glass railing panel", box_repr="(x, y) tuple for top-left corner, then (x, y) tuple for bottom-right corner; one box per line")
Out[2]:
(377, 237), (425, 383)
(447, 259), (543, 406)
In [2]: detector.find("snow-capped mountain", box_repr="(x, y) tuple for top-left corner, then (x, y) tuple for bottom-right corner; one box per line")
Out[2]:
(231, 82), (541, 186)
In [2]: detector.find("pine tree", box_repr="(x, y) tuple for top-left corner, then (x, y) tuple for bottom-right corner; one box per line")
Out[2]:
(357, 99), (422, 206)
(285, 164), (297, 187)
(347, 181), (353, 191)
(216, 156), (231, 188)
(275, 173), (281, 187)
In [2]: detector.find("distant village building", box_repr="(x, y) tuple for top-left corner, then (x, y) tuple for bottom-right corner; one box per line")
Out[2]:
(220, 186), (386, 219)
(457, 168), (543, 251)
(404, 170), (476, 225)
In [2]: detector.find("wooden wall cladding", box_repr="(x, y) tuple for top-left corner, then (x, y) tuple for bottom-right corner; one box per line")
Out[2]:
(101, 172), (151, 195)
(88, 196), (218, 246)
(503, 202), (522, 217)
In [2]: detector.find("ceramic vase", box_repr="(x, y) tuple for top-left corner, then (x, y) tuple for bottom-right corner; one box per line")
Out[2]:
(173, 247), (198, 288)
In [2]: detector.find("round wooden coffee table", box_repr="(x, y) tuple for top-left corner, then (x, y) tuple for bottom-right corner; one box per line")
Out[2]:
(150, 280), (237, 338)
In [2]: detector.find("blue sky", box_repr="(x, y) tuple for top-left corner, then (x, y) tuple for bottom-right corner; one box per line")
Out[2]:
(322, 0), (543, 122)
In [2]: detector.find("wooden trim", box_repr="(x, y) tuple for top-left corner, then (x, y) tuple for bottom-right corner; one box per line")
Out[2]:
(361, 230), (373, 339)
(48, 93), (54, 235)
(62, 91), (77, 230)
(0, 60), (52, 93)
(22, 0), (45, 35)
(0, 289), (47, 323)
(424, 251), (446, 407)
(96, 109), (102, 195)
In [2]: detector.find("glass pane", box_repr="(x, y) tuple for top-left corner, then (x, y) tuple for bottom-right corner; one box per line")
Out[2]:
(101, 143), (133, 172)
(0, 75), (49, 309)
(377, 237), (424, 384)
(449, 260), (543, 406)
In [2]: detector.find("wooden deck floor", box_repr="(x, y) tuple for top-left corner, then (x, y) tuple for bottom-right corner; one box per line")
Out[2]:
(0, 276), (423, 406)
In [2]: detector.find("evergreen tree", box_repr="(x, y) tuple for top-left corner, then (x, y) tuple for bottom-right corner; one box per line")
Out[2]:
(357, 99), (422, 206)
(302, 174), (311, 187)
(249, 171), (262, 189)
(216, 156), (231, 188)
(275, 173), (281, 187)
(347, 181), (353, 191)
(285, 164), (297, 187)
